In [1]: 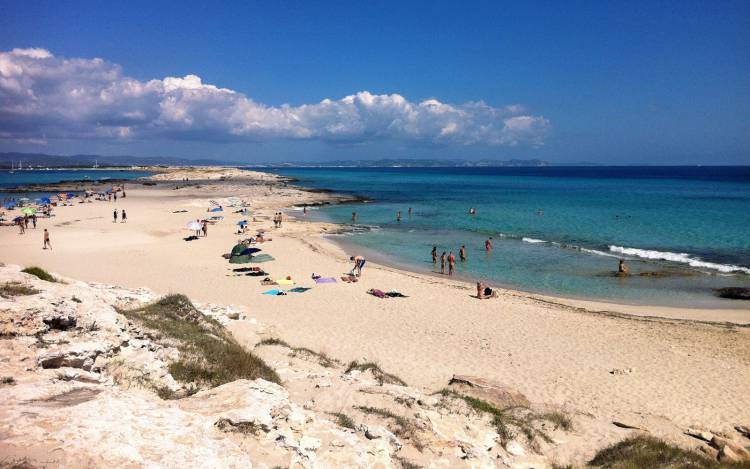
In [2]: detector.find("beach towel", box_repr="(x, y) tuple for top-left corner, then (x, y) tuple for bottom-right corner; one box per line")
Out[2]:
(249, 254), (275, 263)
(233, 267), (262, 272)
(275, 279), (295, 286)
(288, 287), (311, 293)
(262, 289), (286, 296)
(368, 289), (387, 298)
(314, 277), (337, 284)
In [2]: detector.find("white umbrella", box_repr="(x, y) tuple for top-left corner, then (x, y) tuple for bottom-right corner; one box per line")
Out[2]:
(186, 221), (202, 231)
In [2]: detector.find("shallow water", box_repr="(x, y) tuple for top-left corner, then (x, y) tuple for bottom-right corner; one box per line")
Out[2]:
(0, 169), (152, 201)
(257, 166), (750, 307)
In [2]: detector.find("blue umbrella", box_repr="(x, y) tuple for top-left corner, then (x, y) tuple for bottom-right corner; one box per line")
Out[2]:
(13, 216), (23, 222)
(237, 220), (248, 226)
(4, 201), (16, 209)
(40, 197), (51, 205)
(209, 207), (223, 213)
(66, 192), (76, 198)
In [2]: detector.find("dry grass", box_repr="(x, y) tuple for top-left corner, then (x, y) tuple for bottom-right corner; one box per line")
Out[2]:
(119, 294), (279, 395)
(0, 458), (36, 469)
(329, 412), (357, 430)
(0, 282), (40, 298)
(346, 361), (407, 386)
(21, 266), (58, 283)
(255, 337), (338, 368)
(435, 389), (572, 445)
(215, 417), (269, 435)
(588, 435), (750, 469)
(355, 405), (423, 450)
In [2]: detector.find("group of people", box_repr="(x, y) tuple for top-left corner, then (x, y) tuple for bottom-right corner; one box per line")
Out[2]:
(113, 208), (127, 223)
(273, 212), (284, 228)
(16, 213), (38, 233)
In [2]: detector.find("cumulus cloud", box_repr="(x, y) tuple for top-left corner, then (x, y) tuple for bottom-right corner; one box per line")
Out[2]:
(0, 48), (549, 146)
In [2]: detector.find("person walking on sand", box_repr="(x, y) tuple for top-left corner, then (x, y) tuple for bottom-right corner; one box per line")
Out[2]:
(460, 245), (467, 261)
(43, 229), (51, 250)
(485, 237), (493, 253)
(17, 218), (25, 234)
(113, 208), (118, 223)
(24, 215), (29, 229)
(431, 246), (438, 263)
(202, 220), (208, 237)
(350, 255), (366, 277)
(440, 252), (447, 274)
(114, 192), (117, 202)
(448, 251), (456, 275)
(32, 214), (37, 229)
(121, 209), (127, 223)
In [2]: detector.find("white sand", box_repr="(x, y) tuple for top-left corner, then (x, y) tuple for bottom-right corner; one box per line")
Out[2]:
(1, 167), (748, 447)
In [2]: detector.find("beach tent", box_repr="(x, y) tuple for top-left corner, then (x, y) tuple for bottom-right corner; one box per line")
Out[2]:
(186, 221), (202, 231)
(229, 254), (252, 264)
(230, 243), (247, 257)
(21, 207), (36, 215)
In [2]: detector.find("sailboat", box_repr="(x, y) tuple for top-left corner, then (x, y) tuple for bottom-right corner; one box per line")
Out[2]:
(8, 161), (15, 174)
(93, 160), (99, 169)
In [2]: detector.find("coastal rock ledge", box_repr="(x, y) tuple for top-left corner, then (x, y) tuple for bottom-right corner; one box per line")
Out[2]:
(1, 263), (748, 468)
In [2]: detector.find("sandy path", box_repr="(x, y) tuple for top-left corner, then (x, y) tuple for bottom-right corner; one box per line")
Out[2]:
(1, 173), (748, 440)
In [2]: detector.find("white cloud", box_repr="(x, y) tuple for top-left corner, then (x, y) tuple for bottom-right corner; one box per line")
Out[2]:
(0, 48), (549, 146)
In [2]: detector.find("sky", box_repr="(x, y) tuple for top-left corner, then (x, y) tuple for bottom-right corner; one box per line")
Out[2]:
(1, 0), (748, 164)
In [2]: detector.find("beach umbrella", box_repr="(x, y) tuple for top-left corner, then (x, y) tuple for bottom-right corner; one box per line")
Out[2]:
(66, 192), (76, 198)
(237, 220), (248, 226)
(186, 221), (203, 231)
(13, 216), (23, 222)
(40, 197), (51, 205)
(21, 207), (36, 215)
(4, 201), (16, 209)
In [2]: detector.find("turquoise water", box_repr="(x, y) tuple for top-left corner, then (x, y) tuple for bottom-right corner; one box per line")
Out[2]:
(259, 167), (750, 307)
(0, 169), (151, 201)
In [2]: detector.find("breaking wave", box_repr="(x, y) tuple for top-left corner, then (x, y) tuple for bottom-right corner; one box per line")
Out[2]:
(609, 245), (750, 274)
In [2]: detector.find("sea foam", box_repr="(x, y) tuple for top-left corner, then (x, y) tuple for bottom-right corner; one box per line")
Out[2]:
(609, 245), (750, 274)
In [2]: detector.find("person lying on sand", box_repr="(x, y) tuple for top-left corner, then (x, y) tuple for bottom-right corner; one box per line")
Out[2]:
(477, 282), (498, 299)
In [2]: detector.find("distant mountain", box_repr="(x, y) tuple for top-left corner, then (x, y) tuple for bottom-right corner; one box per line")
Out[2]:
(250, 158), (551, 168)
(0, 152), (233, 169)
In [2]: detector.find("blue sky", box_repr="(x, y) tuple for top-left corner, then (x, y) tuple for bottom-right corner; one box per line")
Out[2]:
(1, 0), (748, 164)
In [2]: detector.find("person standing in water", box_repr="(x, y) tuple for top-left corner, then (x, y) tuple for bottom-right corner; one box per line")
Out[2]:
(618, 259), (629, 275)
(459, 245), (467, 261)
(485, 237), (493, 252)
(396, 211), (401, 222)
(408, 207), (412, 217)
(431, 246), (438, 263)
(440, 252), (447, 274)
(448, 251), (456, 275)
(351, 212), (357, 223)
(43, 229), (51, 250)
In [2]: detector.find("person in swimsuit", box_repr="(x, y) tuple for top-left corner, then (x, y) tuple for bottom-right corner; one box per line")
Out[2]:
(448, 251), (456, 275)
(113, 209), (118, 223)
(618, 259), (629, 275)
(477, 282), (498, 299)
(440, 252), (446, 274)
(43, 229), (51, 250)
(459, 245), (466, 261)
(121, 209), (127, 223)
(350, 255), (366, 277)
(431, 246), (437, 263)
(485, 237), (493, 252)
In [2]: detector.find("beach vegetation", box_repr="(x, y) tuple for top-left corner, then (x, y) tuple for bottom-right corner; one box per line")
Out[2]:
(435, 389), (571, 445)
(255, 337), (338, 368)
(0, 282), (40, 298)
(0, 457), (36, 469)
(354, 405), (422, 449)
(394, 456), (422, 469)
(215, 417), (269, 435)
(329, 412), (356, 430)
(345, 361), (407, 386)
(119, 294), (280, 394)
(587, 434), (749, 469)
(21, 267), (58, 283)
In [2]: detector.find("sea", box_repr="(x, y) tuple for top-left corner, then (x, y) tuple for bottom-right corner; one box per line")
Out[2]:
(0, 169), (152, 201)
(257, 166), (750, 308)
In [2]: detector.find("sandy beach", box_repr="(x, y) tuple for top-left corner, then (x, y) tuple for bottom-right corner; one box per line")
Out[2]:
(1, 167), (748, 463)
